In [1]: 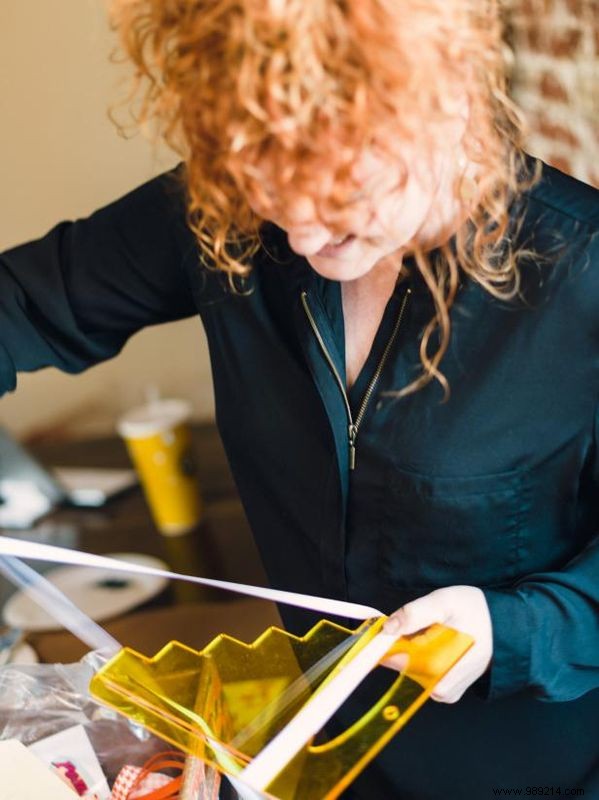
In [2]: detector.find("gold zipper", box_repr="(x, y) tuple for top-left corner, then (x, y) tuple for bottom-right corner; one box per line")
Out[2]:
(301, 286), (411, 470)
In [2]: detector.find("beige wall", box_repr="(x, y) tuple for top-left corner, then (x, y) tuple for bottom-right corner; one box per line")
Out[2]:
(0, 0), (215, 439)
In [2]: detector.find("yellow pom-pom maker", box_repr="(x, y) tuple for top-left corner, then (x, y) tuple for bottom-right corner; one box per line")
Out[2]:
(0, 537), (473, 799)
(90, 618), (472, 799)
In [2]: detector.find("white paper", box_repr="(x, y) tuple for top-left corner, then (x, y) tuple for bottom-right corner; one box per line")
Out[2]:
(28, 725), (111, 799)
(0, 481), (52, 528)
(0, 739), (79, 800)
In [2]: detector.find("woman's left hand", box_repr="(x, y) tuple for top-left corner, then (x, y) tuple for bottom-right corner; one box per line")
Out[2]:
(381, 585), (493, 704)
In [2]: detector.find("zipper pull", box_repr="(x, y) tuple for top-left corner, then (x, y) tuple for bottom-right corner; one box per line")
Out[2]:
(348, 424), (358, 470)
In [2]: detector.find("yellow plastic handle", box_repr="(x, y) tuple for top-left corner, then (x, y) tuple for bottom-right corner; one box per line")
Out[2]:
(383, 622), (474, 682)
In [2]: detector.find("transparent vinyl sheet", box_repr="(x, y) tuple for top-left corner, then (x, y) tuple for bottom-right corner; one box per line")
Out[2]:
(0, 650), (168, 784)
(90, 618), (473, 799)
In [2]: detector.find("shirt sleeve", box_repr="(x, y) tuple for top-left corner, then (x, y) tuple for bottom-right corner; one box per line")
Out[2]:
(0, 165), (198, 397)
(481, 397), (599, 702)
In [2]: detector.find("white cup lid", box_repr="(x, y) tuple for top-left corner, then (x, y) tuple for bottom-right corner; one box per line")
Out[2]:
(117, 399), (192, 439)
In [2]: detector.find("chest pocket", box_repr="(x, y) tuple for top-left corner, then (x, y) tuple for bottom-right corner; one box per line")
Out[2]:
(380, 463), (531, 590)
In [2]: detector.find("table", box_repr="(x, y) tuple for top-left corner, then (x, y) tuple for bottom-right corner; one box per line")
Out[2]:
(0, 423), (280, 662)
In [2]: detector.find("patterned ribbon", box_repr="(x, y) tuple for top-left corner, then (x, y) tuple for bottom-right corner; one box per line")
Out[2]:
(110, 751), (221, 800)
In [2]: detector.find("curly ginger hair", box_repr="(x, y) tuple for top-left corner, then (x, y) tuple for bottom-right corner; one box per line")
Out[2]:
(107, 0), (540, 400)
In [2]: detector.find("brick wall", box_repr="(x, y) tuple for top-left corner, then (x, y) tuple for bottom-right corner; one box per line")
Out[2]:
(504, 0), (598, 187)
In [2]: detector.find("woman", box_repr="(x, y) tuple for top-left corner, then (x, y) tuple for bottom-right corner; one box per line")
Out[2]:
(1, 0), (597, 797)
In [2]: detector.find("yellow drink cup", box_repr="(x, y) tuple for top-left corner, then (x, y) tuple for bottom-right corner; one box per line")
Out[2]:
(117, 399), (203, 536)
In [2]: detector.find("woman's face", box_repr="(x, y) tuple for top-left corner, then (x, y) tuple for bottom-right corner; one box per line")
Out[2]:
(247, 133), (469, 282)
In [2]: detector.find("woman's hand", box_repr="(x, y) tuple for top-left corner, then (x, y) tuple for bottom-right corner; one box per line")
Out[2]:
(382, 585), (493, 704)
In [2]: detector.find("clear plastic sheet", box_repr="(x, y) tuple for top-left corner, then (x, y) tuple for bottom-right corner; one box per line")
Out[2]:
(0, 649), (167, 785)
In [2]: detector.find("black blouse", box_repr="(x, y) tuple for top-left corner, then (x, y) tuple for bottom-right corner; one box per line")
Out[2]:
(1, 156), (597, 798)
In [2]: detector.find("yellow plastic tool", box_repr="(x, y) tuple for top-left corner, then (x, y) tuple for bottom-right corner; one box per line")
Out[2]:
(90, 617), (473, 799)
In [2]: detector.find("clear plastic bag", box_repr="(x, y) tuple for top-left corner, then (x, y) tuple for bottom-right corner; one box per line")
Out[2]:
(0, 649), (167, 786)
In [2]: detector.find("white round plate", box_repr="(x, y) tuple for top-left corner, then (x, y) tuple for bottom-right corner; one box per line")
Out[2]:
(2, 553), (169, 631)
(8, 642), (39, 665)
